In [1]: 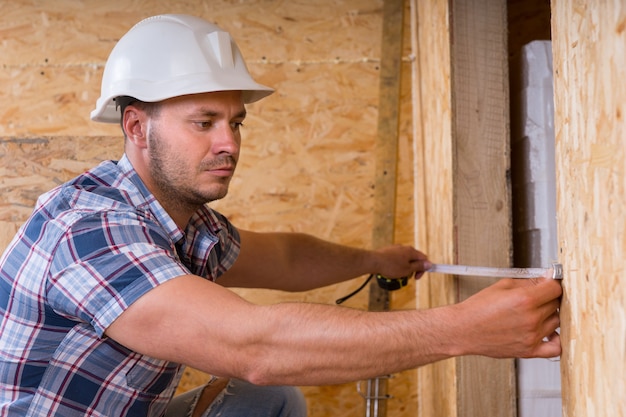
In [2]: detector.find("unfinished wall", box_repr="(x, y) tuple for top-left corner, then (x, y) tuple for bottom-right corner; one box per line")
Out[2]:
(0, 1), (418, 416)
(552, 2), (626, 416)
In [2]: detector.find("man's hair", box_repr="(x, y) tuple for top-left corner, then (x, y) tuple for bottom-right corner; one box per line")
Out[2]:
(115, 96), (161, 138)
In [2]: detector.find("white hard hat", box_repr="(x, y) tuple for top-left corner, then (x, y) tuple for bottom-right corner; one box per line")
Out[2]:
(91, 14), (274, 123)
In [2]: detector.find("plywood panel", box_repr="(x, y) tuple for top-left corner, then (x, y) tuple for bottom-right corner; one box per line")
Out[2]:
(0, 0), (385, 66)
(0, 136), (123, 214)
(551, 2), (626, 416)
(0, 0), (386, 138)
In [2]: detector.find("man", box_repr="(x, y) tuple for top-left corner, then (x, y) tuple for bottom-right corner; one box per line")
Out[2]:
(0, 14), (561, 417)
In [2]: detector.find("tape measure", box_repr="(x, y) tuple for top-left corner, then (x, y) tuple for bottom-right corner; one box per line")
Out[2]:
(336, 273), (409, 304)
(374, 273), (409, 291)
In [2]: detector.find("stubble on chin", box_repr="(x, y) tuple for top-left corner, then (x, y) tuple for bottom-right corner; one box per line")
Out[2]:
(147, 130), (236, 213)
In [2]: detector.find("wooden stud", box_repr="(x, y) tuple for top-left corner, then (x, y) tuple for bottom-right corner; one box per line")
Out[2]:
(451, 1), (515, 415)
(365, 0), (404, 415)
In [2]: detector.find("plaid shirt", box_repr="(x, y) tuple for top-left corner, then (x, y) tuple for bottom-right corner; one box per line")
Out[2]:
(0, 155), (240, 416)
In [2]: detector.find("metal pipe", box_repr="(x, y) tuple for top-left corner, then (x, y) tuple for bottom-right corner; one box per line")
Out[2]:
(357, 376), (393, 417)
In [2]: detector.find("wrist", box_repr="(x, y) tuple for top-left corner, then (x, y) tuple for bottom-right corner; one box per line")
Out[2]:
(368, 248), (385, 274)
(431, 303), (472, 358)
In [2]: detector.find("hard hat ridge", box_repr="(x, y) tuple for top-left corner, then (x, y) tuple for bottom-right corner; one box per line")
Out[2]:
(208, 31), (235, 69)
(90, 14), (274, 123)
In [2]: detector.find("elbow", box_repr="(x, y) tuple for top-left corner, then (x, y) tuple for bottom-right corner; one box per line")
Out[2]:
(245, 369), (276, 386)
(225, 337), (287, 386)
(236, 353), (284, 386)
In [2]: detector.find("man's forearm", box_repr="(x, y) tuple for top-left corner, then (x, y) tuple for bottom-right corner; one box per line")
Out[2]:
(220, 230), (428, 291)
(237, 302), (457, 386)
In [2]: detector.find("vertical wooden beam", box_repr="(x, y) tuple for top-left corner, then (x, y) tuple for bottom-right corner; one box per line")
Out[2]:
(412, 0), (457, 415)
(369, 0), (404, 265)
(450, 0), (516, 415)
(413, 0), (515, 415)
(367, 0), (404, 415)
(552, 2), (626, 416)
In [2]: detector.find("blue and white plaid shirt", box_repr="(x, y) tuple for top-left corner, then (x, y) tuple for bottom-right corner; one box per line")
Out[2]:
(0, 155), (240, 416)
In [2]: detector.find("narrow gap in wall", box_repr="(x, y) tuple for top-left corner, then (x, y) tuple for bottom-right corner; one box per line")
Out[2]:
(509, 1), (561, 416)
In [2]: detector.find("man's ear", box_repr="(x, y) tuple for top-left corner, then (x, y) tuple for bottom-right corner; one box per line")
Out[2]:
(123, 106), (149, 148)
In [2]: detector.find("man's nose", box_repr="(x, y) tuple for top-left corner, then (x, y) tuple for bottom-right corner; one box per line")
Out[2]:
(212, 125), (240, 155)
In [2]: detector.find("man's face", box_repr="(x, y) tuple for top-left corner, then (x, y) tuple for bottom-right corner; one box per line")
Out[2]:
(144, 91), (246, 210)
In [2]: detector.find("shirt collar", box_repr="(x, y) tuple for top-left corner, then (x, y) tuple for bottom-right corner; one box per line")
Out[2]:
(117, 154), (185, 244)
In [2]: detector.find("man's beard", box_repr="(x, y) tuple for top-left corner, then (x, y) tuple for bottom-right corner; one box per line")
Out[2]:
(147, 127), (235, 212)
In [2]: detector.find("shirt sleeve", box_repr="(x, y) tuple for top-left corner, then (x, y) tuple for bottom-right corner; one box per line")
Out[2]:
(46, 210), (189, 337)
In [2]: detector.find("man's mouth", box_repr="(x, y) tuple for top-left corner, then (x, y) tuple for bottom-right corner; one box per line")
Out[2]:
(208, 166), (235, 176)
(200, 157), (237, 177)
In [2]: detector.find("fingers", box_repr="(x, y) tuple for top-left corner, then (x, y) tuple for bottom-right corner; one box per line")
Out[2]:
(520, 280), (562, 356)
(496, 277), (562, 309)
(520, 287), (562, 358)
(408, 248), (431, 278)
(529, 331), (561, 358)
(544, 311), (561, 337)
(528, 278), (563, 303)
(409, 250), (431, 277)
(375, 245), (431, 279)
(413, 259), (433, 279)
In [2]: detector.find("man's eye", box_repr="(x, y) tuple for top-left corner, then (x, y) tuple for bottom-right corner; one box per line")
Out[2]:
(231, 122), (244, 130)
(194, 121), (212, 129)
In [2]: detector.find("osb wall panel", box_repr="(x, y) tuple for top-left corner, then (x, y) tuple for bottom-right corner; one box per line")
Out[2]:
(0, 1), (419, 416)
(552, 2), (626, 417)
(0, 0), (386, 138)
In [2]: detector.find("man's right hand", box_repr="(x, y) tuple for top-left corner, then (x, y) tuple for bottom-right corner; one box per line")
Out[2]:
(451, 278), (562, 359)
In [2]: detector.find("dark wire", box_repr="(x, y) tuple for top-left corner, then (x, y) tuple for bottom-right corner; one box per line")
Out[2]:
(335, 274), (374, 305)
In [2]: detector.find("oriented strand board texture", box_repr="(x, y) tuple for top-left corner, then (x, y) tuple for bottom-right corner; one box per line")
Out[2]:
(552, 2), (626, 416)
(0, 1), (418, 416)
